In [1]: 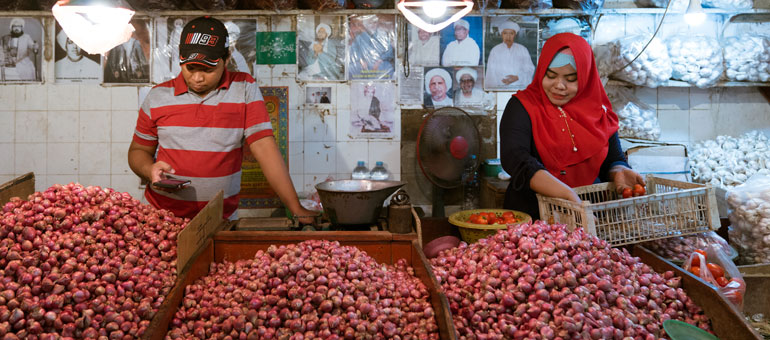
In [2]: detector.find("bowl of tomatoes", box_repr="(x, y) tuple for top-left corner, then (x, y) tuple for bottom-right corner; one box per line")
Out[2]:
(448, 209), (532, 244)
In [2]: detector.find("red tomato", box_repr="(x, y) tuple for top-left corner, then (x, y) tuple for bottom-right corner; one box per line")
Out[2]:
(467, 214), (480, 223)
(690, 250), (707, 267)
(633, 184), (646, 197)
(716, 276), (729, 287)
(487, 215), (498, 225)
(689, 266), (701, 277)
(476, 215), (488, 225)
(694, 249), (707, 258)
(504, 217), (517, 224)
(622, 187), (632, 199)
(502, 211), (514, 219)
(707, 263), (725, 279)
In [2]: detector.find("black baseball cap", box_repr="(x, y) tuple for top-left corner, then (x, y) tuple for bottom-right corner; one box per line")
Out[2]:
(179, 16), (229, 67)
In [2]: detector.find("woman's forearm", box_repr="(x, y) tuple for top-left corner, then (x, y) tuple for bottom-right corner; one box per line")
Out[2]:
(529, 170), (580, 203)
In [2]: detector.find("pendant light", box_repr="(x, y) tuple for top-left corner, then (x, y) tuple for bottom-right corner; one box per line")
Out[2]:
(52, 0), (135, 55)
(397, 0), (474, 33)
(684, 0), (706, 25)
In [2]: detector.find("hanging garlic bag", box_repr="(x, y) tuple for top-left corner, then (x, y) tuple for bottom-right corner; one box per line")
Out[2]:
(606, 86), (660, 140)
(723, 34), (770, 83)
(727, 173), (770, 264)
(667, 35), (723, 88)
(595, 34), (673, 88)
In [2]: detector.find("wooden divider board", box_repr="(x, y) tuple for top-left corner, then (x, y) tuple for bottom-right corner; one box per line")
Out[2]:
(176, 190), (224, 274)
(0, 172), (34, 204)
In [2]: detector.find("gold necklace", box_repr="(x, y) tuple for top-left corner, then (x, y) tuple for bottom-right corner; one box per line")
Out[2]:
(557, 106), (578, 152)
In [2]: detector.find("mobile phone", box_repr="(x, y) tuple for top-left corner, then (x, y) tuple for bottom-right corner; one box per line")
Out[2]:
(152, 178), (191, 189)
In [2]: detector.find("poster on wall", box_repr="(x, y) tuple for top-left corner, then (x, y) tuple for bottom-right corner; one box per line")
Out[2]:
(439, 16), (482, 67)
(256, 31), (296, 65)
(296, 15), (346, 81)
(240, 86), (289, 209)
(152, 16), (192, 83)
(222, 19), (258, 75)
(398, 65), (423, 106)
(452, 66), (485, 107)
(350, 81), (395, 139)
(348, 14), (396, 80)
(423, 67), (454, 108)
(0, 17), (43, 83)
(104, 18), (151, 84)
(306, 86), (332, 104)
(55, 23), (101, 84)
(407, 24), (440, 66)
(484, 16), (539, 91)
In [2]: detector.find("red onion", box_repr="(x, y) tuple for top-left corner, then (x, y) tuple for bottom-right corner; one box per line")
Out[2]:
(0, 183), (189, 337)
(431, 221), (711, 339)
(168, 240), (439, 339)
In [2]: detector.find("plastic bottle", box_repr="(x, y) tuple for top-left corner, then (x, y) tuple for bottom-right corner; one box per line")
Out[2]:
(352, 161), (370, 180)
(369, 161), (389, 180)
(462, 155), (480, 211)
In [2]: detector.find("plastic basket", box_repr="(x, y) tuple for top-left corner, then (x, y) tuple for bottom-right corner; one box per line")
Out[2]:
(536, 175), (720, 246)
(448, 209), (532, 244)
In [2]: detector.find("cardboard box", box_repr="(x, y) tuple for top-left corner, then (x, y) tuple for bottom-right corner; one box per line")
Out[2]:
(622, 139), (689, 182)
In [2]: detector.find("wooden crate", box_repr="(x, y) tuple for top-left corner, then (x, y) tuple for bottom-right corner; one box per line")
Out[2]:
(738, 264), (770, 318)
(144, 230), (458, 340)
(0, 172), (34, 204)
(634, 246), (762, 339)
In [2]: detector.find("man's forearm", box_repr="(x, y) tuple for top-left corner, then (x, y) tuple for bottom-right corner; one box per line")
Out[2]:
(127, 143), (156, 182)
(249, 137), (303, 213)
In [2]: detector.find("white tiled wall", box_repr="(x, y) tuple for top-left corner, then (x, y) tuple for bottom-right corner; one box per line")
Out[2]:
(2, 12), (770, 209)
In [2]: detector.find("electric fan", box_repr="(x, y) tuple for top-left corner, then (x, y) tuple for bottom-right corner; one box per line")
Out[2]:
(416, 107), (481, 217)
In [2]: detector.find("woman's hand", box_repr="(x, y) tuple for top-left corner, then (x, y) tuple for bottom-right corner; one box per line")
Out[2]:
(609, 165), (645, 193)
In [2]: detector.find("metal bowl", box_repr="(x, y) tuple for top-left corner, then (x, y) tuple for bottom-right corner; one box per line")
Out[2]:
(315, 180), (406, 226)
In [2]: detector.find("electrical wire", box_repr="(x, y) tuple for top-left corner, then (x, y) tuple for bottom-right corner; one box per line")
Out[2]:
(402, 17), (410, 78)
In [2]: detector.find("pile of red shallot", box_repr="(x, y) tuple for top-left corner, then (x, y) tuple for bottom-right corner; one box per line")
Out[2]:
(0, 183), (187, 339)
(431, 221), (710, 340)
(167, 240), (439, 340)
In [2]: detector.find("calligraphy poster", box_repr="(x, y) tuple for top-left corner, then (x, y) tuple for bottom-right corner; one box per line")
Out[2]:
(240, 87), (289, 208)
(257, 31), (296, 65)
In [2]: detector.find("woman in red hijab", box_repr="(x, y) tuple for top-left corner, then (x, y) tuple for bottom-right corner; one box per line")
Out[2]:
(500, 33), (644, 220)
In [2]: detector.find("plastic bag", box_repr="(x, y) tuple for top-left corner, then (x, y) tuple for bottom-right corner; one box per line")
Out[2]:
(727, 173), (770, 264)
(552, 0), (603, 11)
(540, 17), (591, 43)
(667, 35), (723, 88)
(689, 131), (770, 188)
(723, 34), (770, 82)
(595, 34), (672, 88)
(682, 243), (745, 310)
(702, 0), (752, 10)
(500, 0), (553, 11)
(641, 231), (731, 261)
(606, 86), (660, 140)
(299, 0), (346, 10)
(633, 0), (688, 10)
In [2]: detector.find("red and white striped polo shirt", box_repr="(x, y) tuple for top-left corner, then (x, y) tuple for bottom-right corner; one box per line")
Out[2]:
(133, 70), (273, 219)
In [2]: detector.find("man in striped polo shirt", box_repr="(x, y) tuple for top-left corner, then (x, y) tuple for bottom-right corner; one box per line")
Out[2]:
(128, 16), (316, 223)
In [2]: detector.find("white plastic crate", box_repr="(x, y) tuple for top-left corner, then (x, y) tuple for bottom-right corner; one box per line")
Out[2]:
(536, 175), (720, 246)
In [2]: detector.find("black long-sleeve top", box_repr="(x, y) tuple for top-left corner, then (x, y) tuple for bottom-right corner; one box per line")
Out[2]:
(499, 96), (630, 220)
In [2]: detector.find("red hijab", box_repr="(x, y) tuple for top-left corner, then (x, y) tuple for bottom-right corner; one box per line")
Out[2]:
(515, 33), (618, 187)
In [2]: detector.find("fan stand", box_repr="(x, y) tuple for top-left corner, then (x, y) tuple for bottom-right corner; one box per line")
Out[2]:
(431, 185), (445, 218)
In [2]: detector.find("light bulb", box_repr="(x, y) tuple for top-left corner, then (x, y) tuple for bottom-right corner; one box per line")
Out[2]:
(684, 0), (706, 25)
(423, 1), (447, 18)
(684, 12), (706, 25)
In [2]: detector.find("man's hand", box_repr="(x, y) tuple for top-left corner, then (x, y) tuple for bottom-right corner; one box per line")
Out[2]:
(292, 207), (320, 225)
(149, 161), (184, 192)
(502, 75), (519, 85)
(609, 165), (645, 193)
